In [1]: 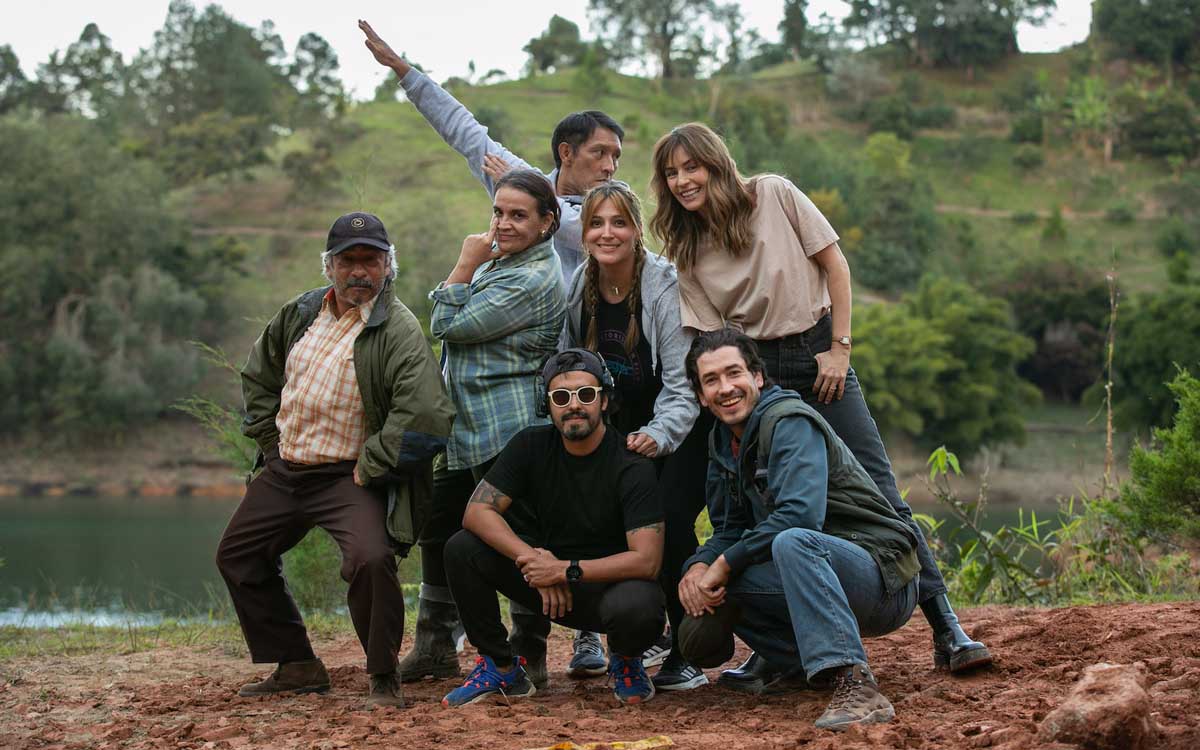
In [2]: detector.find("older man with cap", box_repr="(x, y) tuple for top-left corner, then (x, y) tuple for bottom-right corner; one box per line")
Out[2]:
(439, 348), (666, 707)
(216, 211), (455, 708)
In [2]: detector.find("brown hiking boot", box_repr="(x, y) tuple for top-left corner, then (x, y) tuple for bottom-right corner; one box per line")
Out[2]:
(813, 664), (895, 731)
(366, 671), (405, 708)
(237, 659), (330, 697)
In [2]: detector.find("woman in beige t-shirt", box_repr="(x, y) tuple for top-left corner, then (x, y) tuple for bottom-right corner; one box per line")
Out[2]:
(649, 122), (991, 686)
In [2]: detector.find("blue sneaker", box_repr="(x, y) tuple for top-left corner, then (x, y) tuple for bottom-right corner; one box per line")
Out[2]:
(567, 631), (608, 678)
(608, 653), (655, 705)
(442, 655), (536, 708)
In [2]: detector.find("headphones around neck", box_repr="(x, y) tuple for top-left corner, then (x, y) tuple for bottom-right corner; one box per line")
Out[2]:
(534, 348), (616, 417)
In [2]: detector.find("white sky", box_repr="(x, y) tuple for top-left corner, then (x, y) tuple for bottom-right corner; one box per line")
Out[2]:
(4, 1), (1093, 99)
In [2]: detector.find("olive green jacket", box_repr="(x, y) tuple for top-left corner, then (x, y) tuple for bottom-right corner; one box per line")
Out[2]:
(240, 282), (456, 552)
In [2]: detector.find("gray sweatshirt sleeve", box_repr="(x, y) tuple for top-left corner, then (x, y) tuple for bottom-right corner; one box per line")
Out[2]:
(638, 277), (699, 455)
(399, 68), (539, 196)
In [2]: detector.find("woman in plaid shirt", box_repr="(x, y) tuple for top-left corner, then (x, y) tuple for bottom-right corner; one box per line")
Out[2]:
(400, 169), (567, 685)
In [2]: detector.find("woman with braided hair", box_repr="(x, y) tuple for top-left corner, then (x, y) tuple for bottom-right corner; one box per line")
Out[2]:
(558, 180), (712, 692)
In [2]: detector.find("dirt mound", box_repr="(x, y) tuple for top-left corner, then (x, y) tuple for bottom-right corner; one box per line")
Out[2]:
(3, 602), (1199, 749)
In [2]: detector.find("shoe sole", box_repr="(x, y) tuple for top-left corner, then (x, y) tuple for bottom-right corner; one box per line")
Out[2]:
(815, 705), (895, 731)
(615, 680), (655, 705)
(567, 664), (608, 678)
(935, 645), (993, 673)
(653, 673), (709, 691)
(642, 649), (670, 668)
(443, 683), (537, 708)
(238, 684), (330, 697)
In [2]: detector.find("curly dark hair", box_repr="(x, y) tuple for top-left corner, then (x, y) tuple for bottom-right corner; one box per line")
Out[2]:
(684, 328), (773, 396)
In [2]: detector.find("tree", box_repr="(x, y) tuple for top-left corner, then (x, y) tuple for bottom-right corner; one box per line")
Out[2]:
(289, 32), (346, 121)
(587, 0), (724, 78)
(1094, 0), (1198, 86)
(1118, 368), (1200, 540)
(844, 0), (1055, 71)
(1113, 85), (1200, 162)
(779, 0), (810, 59)
(1108, 286), (1200, 430)
(901, 276), (1039, 458)
(0, 45), (28, 113)
(1065, 76), (1116, 162)
(36, 23), (128, 121)
(0, 116), (235, 434)
(990, 261), (1109, 401)
(523, 15), (589, 74)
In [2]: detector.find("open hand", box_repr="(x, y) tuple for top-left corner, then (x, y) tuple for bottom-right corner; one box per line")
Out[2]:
(483, 153), (514, 182)
(536, 583), (573, 619)
(813, 347), (849, 404)
(358, 20), (407, 73)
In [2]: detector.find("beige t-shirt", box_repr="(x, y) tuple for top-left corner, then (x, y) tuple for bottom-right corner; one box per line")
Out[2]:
(677, 175), (839, 340)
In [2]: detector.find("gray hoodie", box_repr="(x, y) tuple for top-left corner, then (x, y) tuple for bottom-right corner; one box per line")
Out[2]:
(399, 68), (585, 281)
(559, 250), (699, 455)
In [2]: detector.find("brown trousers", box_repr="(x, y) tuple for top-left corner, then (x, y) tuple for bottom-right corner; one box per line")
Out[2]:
(215, 452), (405, 675)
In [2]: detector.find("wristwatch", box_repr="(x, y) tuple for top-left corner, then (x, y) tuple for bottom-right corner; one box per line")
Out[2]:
(835, 335), (853, 347)
(565, 560), (583, 584)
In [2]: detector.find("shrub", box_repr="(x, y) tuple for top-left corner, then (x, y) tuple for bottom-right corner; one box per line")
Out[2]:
(1009, 111), (1044, 144)
(1155, 216), (1197, 258)
(914, 103), (956, 129)
(1012, 143), (1044, 170)
(475, 105), (515, 145)
(1042, 206), (1068, 243)
(865, 94), (915, 140)
(1115, 86), (1200, 161)
(1118, 369), (1200, 540)
(1105, 203), (1137, 224)
(1011, 210), (1038, 225)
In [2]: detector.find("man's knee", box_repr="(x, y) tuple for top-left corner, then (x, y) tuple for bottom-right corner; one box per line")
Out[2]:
(604, 583), (665, 634)
(341, 540), (397, 581)
(770, 526), (826, 560)
(443, 529), (489, 575)
(678, 602), (739, 668)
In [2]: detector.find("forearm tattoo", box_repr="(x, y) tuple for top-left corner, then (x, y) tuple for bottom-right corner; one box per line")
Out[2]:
(629, 522), (665, 535)
(468, 479), (507, 508)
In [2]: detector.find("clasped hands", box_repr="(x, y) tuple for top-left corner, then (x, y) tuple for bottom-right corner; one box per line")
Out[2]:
(515, 547), (573, 619)
(679, 557), (731, 618)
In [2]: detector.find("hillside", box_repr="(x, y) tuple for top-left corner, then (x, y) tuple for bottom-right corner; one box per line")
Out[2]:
(4, 50), (1185, 496)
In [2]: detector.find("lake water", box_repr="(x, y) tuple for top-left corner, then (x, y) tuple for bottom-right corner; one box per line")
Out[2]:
(0, 495), (1061, 626)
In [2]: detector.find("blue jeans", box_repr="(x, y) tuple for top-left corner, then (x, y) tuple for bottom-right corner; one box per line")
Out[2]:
(756, 315), (947, 602)
(727, 528), (917, 680)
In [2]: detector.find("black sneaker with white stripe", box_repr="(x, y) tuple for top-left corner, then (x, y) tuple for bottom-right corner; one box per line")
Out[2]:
(640, 631), (672, 668)
(651, 652), (709, 691)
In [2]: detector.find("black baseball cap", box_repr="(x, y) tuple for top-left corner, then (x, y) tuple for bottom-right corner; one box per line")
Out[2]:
(326, 212), (391, 256)
(541, 348), (608, 389)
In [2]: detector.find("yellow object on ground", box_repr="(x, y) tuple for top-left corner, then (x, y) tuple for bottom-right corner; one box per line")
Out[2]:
(526, 736), (674, 750)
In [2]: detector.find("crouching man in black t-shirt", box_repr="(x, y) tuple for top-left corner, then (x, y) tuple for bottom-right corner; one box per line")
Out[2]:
(441, 348), (666, 707)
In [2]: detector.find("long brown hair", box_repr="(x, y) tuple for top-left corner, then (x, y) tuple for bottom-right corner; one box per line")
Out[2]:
(580, 181), (647, 355)
(649, 123), (756, 272)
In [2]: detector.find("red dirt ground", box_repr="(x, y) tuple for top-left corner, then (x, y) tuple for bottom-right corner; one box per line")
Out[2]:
(2, 602), (1198, 750)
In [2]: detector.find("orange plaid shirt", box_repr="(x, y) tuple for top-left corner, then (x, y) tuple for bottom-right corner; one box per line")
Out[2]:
(276, 290), (375, 465)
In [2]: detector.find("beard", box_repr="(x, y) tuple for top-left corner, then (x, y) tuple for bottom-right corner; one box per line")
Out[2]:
(556, 409), (601, 441)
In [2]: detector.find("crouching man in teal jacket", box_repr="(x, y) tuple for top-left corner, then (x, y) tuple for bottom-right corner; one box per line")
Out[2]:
(677, 329), (919, 731)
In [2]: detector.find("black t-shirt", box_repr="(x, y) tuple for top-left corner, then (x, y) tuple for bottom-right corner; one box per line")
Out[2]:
(581, 299), (663, 436)
(484, 424), (663, 560)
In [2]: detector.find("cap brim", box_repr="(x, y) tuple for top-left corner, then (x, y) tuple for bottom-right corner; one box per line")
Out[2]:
(327, 237), (392, 255)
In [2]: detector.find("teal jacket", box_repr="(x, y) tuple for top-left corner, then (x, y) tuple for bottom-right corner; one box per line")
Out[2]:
(240, 281), (456, 551)
(687, 385), (920, 594)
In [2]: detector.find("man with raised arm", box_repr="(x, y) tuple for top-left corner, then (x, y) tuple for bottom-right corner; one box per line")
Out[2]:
(440, 348), (666, 706)
(359, 19), (623, 283)
(360, 18), (625, 681)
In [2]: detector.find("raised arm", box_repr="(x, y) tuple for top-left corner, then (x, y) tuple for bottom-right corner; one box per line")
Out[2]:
(359, 19), (536, 196)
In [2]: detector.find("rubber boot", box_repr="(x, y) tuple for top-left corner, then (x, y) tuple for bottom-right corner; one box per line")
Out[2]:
(920, 593), (993, 673)
(397, 596), (461, 681)
(509, 603), (549, 689)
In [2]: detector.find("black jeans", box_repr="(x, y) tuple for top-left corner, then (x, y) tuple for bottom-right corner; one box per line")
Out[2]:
(444, 530), (665, 663)
(658, 410), (712, 649)
(755, 314), (948, 602)
(415, 459), (493, 599)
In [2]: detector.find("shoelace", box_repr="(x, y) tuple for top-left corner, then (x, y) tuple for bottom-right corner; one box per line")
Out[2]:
(827, 671), (866, 711)
(462, 657), (501, 689)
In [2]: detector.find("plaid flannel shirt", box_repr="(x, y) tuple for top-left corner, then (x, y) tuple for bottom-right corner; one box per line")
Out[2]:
(276, 290), (374, 465)
(430, 239), (565, 469)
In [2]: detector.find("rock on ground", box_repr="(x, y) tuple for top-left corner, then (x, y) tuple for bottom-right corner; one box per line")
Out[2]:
(1038, 662), (1158, 750)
